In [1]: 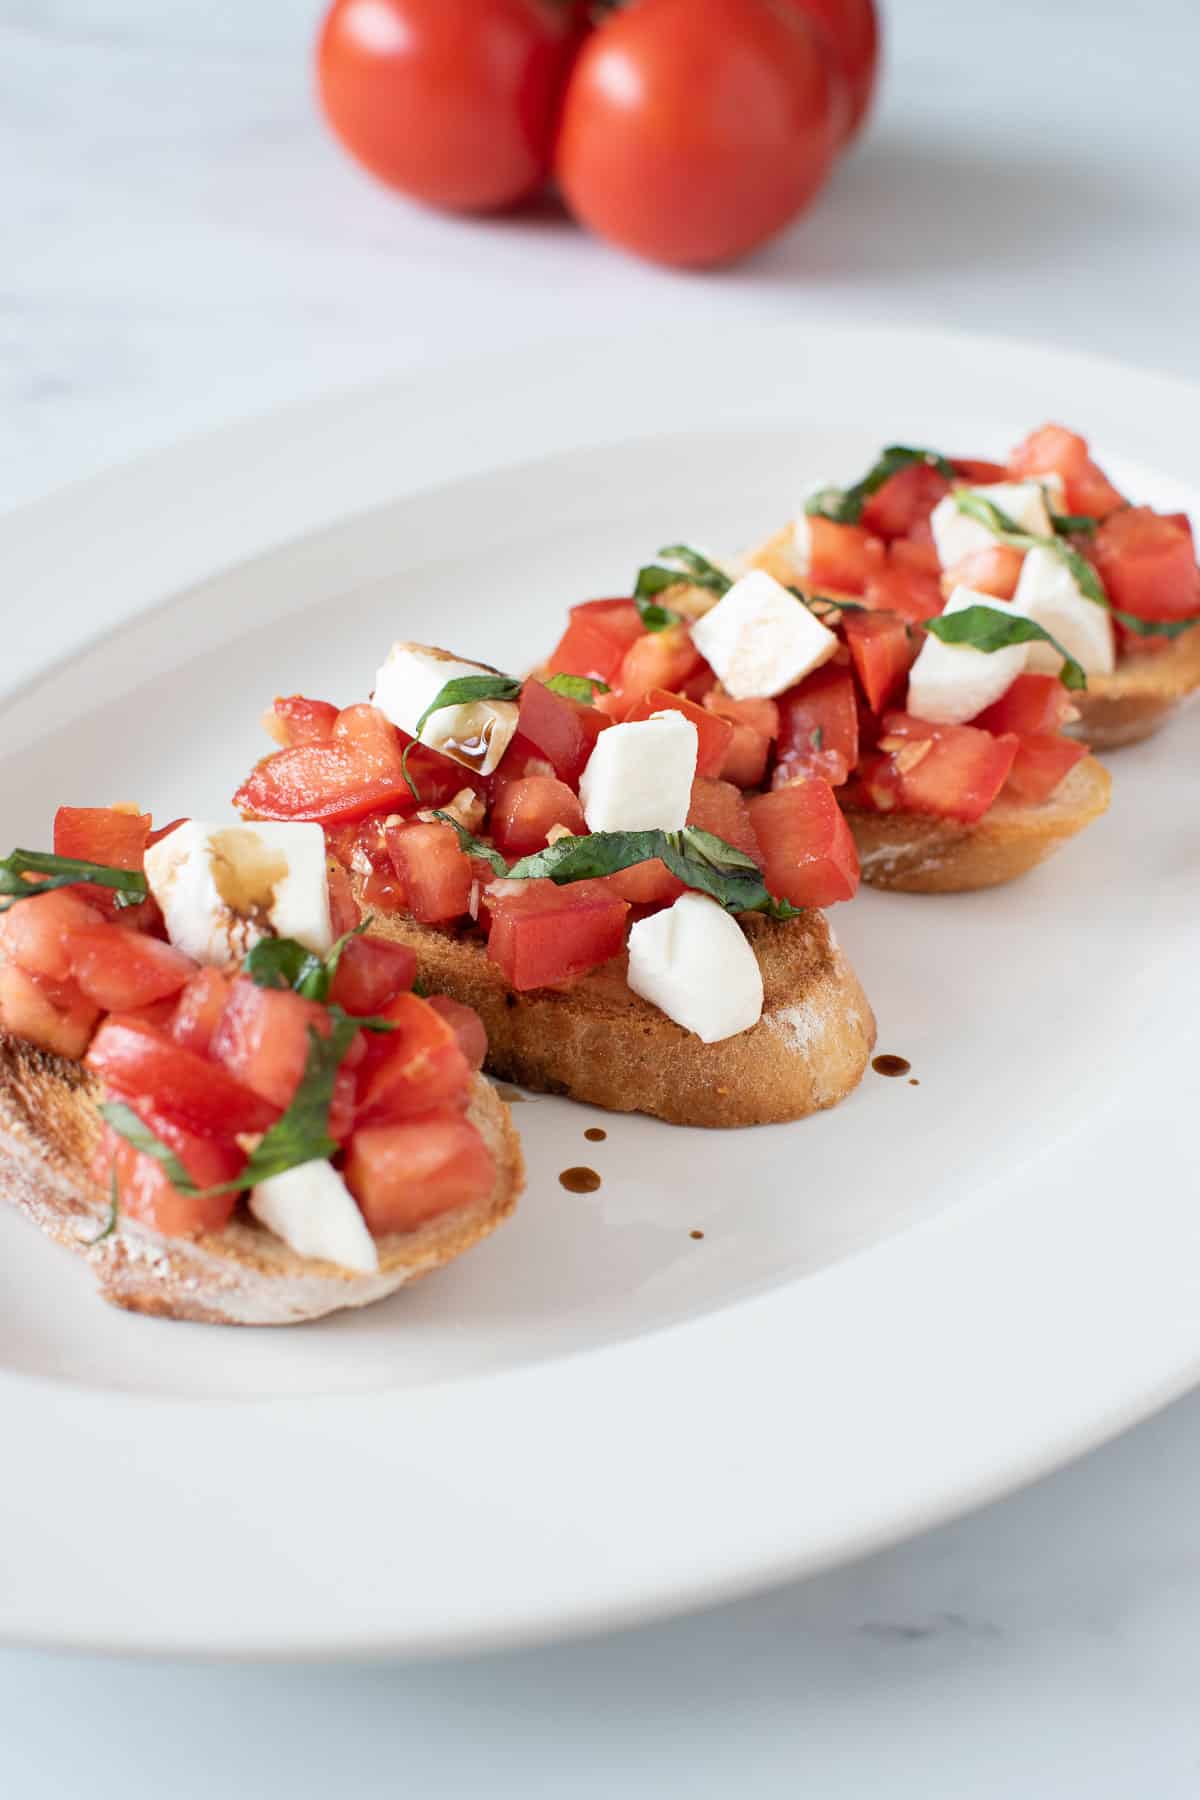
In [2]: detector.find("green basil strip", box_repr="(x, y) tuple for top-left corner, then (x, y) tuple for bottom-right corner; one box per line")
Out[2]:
(413, 674), (522, 742)
(100, 1011), (365, 1199)
(1050, 509), (1098, 538)
(0, 849), (149, 914)
(925, 606), (1087, 691)
(1110, 608), (1199, 641)
(242, 919), (372, 1004)
(633, 543), (731, 630)
(787, 585), (867, 616)
(544, 673), (611, 702)
(431, 813), (509, 877)
(806, 445), (956, 526)
(86, 1172), (121, 1246)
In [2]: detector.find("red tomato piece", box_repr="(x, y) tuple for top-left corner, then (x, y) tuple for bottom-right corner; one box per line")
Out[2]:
(974, 673), (1075, 737)
(1, 888), (106, 982)
(326, 859), (361, 940)
(864, 545), (943, 624)
(211, 978), (340, 1112)
(425, 994), (488, 1072)
(344, 1110), (496, 1236)
(354, 992), (472, 1125)
(234, 703), (411, 824)
(1008, 423), (1125, 519)
(604, 860), (687, 908)
(615, 625), (703, 708)
(943, 544), (1025, 601)
(622, 687), (734, 779)
(485, 878), (629, 990)
(328, 935), (416, 1016)
(545, 600), (646, 687)
(806, 517), (884, 594)
(87, 1017), (278, 1136)
(66, 924), (194, 1012)
(842, 610), (915, 714)
(1091, 506), (1200, 623)
(1003, 734), (1089, 805)
(747, 780), (860, 908)
(514, 680), (610, 787)
(385, 820), (473, 923)
(719, 723), (772, 789)
(773, 666), (859, 787)
(170, 969), (233, 1057)
(0, 961), (99, 1059)
(860, 463), (950, 541)
(951, 458), (1008, 485)
(53, 804), (152, 918)
(491, 777), (586, 861)
(778, 0), (879, 142)
(102, 1118), (241, 1238)
(871, 714), (1019, 823)
(687, 777), (763, 863)
(267, 696), (340, 747)
(702, 691), (780, 740)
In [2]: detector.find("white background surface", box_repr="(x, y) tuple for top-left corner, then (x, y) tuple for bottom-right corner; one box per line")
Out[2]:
(2, 0), (1199, 1792)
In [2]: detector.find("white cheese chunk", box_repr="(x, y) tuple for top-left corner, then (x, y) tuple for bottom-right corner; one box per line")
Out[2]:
(930, 478), (1063, 571)
(373, 641), (517, 776)
(1012, 545), (1115, 677)
(690, 569), (838, 700)
(144, 821), (333, 968)
(906, 586), (1029, 726)
(578, 712), (698, 833)
(627, 893), (763, 1044)
(250, 1160), (379, 1274)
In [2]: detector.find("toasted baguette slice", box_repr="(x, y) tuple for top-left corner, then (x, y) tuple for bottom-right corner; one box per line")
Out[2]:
(0, 1036), (522, 1326)
(356, 898), (875, 1128)
(846, 755), (1111, 893)
(1067, 626), (1200, 749)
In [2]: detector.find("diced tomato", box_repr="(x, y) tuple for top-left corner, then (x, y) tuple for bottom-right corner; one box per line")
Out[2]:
(267, 696), (340, 747)
(718, 723), (772, 789)
(842, 610), (915, 714)
(210, 978), (340, 1112)
(805, 518), (884, 594)
(354, 991), (472, 1125)
(951, 457), (1008, 485)
(385, 820), (473, 923)
(495, 732), (557, 783)
(87, 1017), (278, 1136)
(101, 1117), (241, 1238)
(773, 666), (859, 788)
(623, 687), (734, 779)
(344, 1109), (496, 1236)
(942, 544), (1025, 601)
(0, 961), (99, 1059)
(326, 860), (360, 939)
(491, 776), (586, 860)
(514, 679), (610, 787)
(1091, 506), (1200, 623)
(65, 924), (193, 1012)
(702, 690), (780, 740)
(170, 968), (233, 1056)
(868, 713), (1020, 823)
(1, 888), (106, 982)
(747, 780), (860, 908)
(974, 673), (1075, 737)
(861, 462), (951, 541)
(485, 878), (629, 990)
(687, 776), (762, 863)
(604, 860), (687, 908)
(1008, 423), (1125, 518)
(53, 805), (151, 917)
(234, 703), (411, 825)
(546, 599), (646, 686)
(615, 625), (703, 707)
(1003, 734), (1089, 804)
(425, 994), (488, 1072)
(679, 664), (717, 705)
(865, 544), (943, 623)
(328, 935), (416, 1016)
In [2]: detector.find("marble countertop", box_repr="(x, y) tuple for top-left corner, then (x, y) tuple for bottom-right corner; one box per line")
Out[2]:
(3, 1), (1200, 1792)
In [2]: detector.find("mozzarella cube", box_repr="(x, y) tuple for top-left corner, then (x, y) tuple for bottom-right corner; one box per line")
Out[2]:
(144, 821), (333, 968)
(691, 569), (838, 700)
(578, 712), (698, 833)
(906, 586), (1030, 726)
(373, 641), (517, 776)
(250, 1160), (379, 1274)
(627, 893), (763, 1043)
(1013, 545), (1115, 676)
(931, 479), (1062, 570)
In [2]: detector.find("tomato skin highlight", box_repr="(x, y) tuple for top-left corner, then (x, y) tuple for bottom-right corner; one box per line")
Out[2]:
(555, 0), (838, 270)
(317, 0), (584, 214)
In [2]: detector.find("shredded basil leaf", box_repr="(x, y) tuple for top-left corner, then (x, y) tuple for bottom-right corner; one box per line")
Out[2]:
(633, 544), (731, 630)
(1110, 608), (1199, 641)
(925, 605), (1087, 691)
(806, 446), (956, 526)
(787, 584), (867, 617)
(0, 849), (149, 914)
(412, 673), (522, 743)
(401, 739), (421, 804)
(242, 919), (371, 1004)
(86, 1172), (120, 1246)
(544, 673), (610, 702)
(1050, 509), (1098, 538)
(431, 813), (509, 877)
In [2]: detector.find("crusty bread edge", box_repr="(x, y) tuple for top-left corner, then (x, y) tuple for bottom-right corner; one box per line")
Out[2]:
(0, 1036), (523, 1327)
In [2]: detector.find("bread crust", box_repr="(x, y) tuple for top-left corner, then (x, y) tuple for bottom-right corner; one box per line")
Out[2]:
(0, 1036), (522, 1326)
(1067, 626), (1200, 749)
(846, 755), (1111, 893)
(357, 900), (875, 1128)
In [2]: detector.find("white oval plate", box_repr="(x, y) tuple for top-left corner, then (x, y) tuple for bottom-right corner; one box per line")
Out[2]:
(1, 324), (1198, 1659)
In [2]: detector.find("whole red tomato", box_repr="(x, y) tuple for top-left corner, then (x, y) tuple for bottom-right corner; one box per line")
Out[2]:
(555, 0), (839, 269)
(317, 0), (586, 213)
(778, 0), (879, 141)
